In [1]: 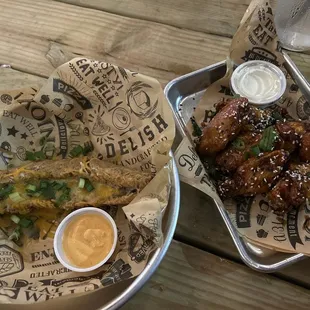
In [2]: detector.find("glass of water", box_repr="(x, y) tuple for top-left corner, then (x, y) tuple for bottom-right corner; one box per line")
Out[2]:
(274, 0), (310, 51)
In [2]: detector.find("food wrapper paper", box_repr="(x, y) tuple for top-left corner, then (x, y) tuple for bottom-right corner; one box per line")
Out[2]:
(175, 0), (310, 255)
(0, 57), (175, 303)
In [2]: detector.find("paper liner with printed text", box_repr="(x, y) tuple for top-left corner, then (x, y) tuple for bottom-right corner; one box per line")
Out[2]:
(175, 0), (310, 255)
(0, 58), (175, 303)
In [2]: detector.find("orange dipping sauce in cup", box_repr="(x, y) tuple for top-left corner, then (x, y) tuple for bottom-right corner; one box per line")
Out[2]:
(62, 213), (114, 268)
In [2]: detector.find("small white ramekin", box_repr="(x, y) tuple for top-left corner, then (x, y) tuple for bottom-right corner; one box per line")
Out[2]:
(230, 60), (287, 108)
(54, 207), (117, 273)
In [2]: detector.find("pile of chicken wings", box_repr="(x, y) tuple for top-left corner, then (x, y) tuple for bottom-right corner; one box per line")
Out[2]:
(197, 97), (310, 214)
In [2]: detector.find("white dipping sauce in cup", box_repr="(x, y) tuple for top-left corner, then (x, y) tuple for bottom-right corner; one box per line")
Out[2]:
(231, 60), (286, 108)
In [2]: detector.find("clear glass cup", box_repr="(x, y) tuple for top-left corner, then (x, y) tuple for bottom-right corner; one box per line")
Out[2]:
(274, 0), (310, 52)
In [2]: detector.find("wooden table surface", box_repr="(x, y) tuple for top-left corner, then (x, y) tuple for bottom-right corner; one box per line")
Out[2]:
(1, 0), (310, 309)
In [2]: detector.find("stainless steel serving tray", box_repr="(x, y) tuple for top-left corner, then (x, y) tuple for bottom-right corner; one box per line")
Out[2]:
(165, 60), (307, 272)
(1, 153), (180, 310)
(0, 63), (180, 309)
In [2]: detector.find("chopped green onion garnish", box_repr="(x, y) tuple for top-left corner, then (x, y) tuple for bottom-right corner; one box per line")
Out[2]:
(55, 186), (71, 207)
(0, 184), (14, 200)
(25, 151), (36, 161)
(190, 117), (202, 137)
(8, 226), (21, 241)
(250, 145), (261, 157)
(232, 138), (245, 150)
(55, 194), (66, 207)
(26, 184), (36, 192)
(69, 144), (94, 157)
(40, 180), (48, 189)
(63, 186), (71, 196)
(44, 143), (56, 158)
(9, 192), (24, 202)
(41, 187), (56, 200)
(19, 218), (33, 228)
(272, 111), (283, 121)
(70, 145), (84, 157)
(34, 151), (46, 160)
(78, 178), (85, 189)
(52, 181), (64, 191)
(259, 126), (278, 152)
(26, 150), (46, 161)
(10, 215), (20, 224)
(82, 145), (93, 155)
(85, 179), (94, 192)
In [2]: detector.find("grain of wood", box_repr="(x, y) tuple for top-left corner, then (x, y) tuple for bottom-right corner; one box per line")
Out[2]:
(122, 240), (310, 310)
(64, 0), (310, 78)
(2, 240), (306, 310)
(0, 34), (177, 86)
(0, 0), (229, 81)
(0, 68), (45, 90)
(56, 0), (251, 37)
(177, 182), (310, 288)
(0, 0), (309, 84)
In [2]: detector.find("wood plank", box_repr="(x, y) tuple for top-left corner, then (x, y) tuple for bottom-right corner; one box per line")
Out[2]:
(176, 182), (310, 288)
(0, 67), (45, 90)
(122, 240), (309, 310)
(0, 30), (178, 86)
(0, 0), (230, 81)
(3, 239), (306, 309)
(56, 0), (251, 37)
(0, 35), (177, 86)
(0, 0), (308, 85)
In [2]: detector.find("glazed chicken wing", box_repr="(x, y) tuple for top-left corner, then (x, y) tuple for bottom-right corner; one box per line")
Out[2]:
(198, 96), (310, 215)
(299, 132), (310, 162)
(243, 106), (274, 131)
(276, 121), (309, 139)
(275, 121), (310, 153)
(267, 178), (303, 214)
(216, 132), (262, 172)
(198, 98), (249, 155)
(214, 98), (231, 112)
(219, 150), (289, 198)
(289, 162), (310, 174)
(267, 163), (310, 214)
(214, 101), (290, 132)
